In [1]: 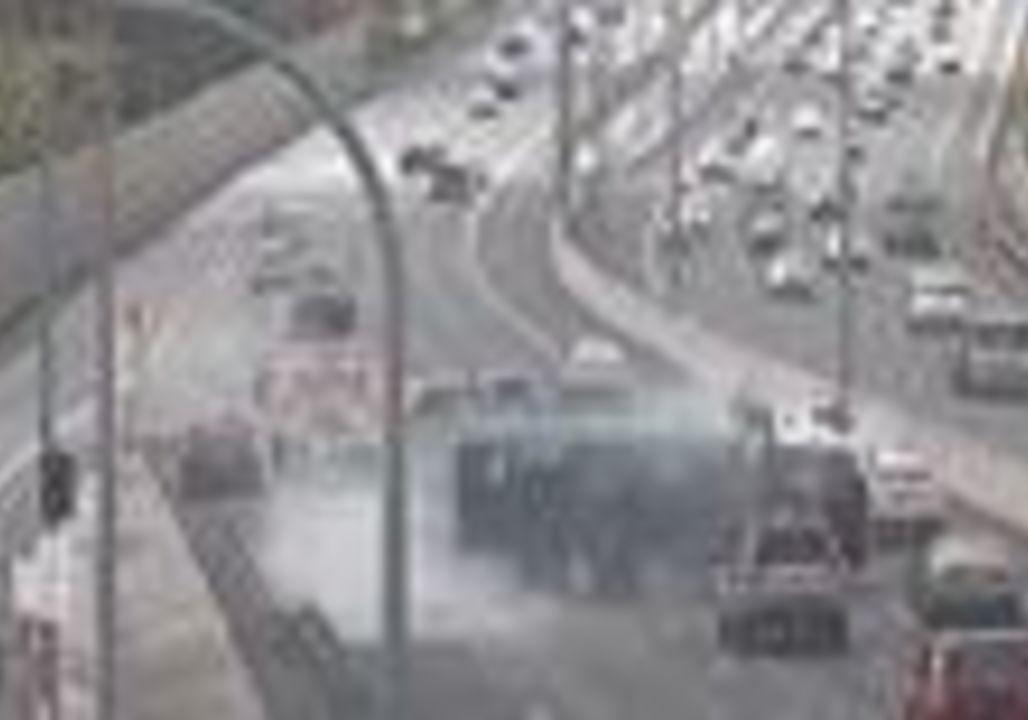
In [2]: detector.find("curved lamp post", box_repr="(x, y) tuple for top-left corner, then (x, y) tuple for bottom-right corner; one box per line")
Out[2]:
(106, 3), (410, 719)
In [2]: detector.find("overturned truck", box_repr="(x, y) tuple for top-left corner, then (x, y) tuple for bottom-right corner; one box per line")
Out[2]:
(453, 413), (735, 600)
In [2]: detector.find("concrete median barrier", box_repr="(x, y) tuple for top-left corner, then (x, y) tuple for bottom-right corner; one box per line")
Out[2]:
(549, 223), (1028, 542)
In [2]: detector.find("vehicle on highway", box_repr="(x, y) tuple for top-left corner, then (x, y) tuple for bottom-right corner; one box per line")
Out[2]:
(799, 179), (843, 224)
(857, 84), (894, 124)
(863, 448), (944, 546)
(470, 368), (551, 412)
(908, 532), (1024, 631)
(792, 103), (828, 140)
(716, 507), (851, 655)
(727, 112), (761, 155)
(468, 85), (500, 119)
(822, 225), (874, 271)
(770, 406), (869, 568)
(179, 418), (265, 500)
(288, 289), (358, 341)
(567, 334), (627, 370)
(906, 264), (971, 334)
(426, 160), (486, 204)
(567, 4), (596, 46)
(398, 141), (447, 176)
(747, 207), (788, 255)
(884, 218), (940, 259)
(933, 44), (961, 75)
(743, 135), (785, 192)
(489, 73), (522, 102)
(903, 629), (1028, 720)
(952, 306), (1028, 397)
(250, 232), (309, 295)
(454, 416), (732, 598)
(680, 196), (714, 242)
(764, 250), (817, 300)
(698, 141), (734, 183)
(496, 23), (536, 60)
(884, 178), (941, 258)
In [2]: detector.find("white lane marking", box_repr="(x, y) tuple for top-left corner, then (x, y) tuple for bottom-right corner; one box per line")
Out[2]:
(463, 119), (566, 365)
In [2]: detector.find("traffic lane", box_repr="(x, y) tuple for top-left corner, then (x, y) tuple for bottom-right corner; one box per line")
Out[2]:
(0, 4), (546, 463)
(477, 175), (682, 380)
(255, 403), (917, 720)
(594, 153), (1028, 461)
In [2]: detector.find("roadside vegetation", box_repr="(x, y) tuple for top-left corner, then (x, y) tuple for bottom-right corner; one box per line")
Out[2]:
(0, 0), (354, 178)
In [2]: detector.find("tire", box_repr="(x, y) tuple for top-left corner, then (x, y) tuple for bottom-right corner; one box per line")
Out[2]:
(824, 611), (849, 654)
(951, 364), (971, 396)
(717, 615), (738, 653)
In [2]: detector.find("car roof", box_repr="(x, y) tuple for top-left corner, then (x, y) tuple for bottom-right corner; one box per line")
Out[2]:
(872, 448), (928, 472)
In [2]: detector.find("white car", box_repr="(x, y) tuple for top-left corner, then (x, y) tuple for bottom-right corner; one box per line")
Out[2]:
(744, 135), (784, 189)
(748, 207), (788, 255)
(468, 85), (500, 119)
(910, 532), (1023, 630)
(765, 250), (816, 300)
(822, 226), (874, 271)
(906, 265), (971, 333)
(698, 141), (734, 182)
(680, 196), (714, 238)
(934, 44), (962, 74)
(864, 448), (945, 545)
(568, 335), (627, 368)
(575, 143), (600, 178)
(792, 103), (828, 139)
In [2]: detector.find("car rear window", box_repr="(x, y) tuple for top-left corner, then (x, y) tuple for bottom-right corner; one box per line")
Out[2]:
(756, 527), (830, 566)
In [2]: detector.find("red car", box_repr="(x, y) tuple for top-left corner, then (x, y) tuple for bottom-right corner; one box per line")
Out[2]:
(904, 629), (1028, 720)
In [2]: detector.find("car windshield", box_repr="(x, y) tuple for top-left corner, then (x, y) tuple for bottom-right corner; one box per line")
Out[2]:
(756, 527), (831, 566)
(926, 593), (1024, 630)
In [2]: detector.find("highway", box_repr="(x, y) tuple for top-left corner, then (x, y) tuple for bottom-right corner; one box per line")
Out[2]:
(0, 0), (1026, 715)
(562, 0), (1028, 463)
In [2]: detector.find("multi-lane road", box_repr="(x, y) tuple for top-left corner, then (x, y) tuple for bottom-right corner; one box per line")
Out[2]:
(1, 0), (1026, 715)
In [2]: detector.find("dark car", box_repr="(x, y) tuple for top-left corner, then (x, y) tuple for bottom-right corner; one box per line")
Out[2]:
(427, 162), (486, 205)
(398, 142), (446, 175)
(497, 31), (531, 59)
(491, 75), (522, 102)
(289, 290), (358, 340)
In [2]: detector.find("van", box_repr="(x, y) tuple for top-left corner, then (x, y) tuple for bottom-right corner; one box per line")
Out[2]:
(908, 533), (1024, 631)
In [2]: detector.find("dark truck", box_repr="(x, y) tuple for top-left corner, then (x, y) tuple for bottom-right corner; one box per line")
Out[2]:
(716, 507), (851, 655)
(453, 413), (733, 600)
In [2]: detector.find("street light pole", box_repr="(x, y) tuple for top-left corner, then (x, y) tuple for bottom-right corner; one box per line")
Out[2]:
(663, 0), (684, 242)
(35, 0), (61, 458)
(114, 3), (410, 720)
(834, 0), (855, 423)
(555, 0), (576, 238)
